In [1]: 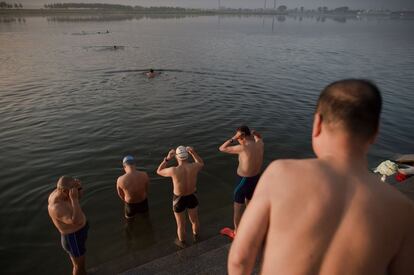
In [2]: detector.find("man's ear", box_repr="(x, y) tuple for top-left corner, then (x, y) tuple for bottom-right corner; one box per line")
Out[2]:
(312, 113), (322, 138)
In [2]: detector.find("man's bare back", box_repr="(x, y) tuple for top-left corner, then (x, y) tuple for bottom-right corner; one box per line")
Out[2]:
(219, 128), (264, 177)
(117, 155), (150, 219)
(228, 80), (414, 274)
(117, 171), (149, 203)
(169, 163), (200, 196)
(157, 147), (203, 196)
(254, 159), (414, 274)
(237, 138), (264, 177)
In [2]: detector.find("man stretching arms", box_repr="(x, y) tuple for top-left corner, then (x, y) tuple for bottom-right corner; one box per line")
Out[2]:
(157, 146), (204, 246)
(228, 79), (414, 275)
(117, 155), (150, 219)
(219, 126), (264, 237)
(48, 176), (88, 275)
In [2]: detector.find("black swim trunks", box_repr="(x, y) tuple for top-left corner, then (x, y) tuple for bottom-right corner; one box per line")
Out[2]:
(125, 198), (149, 218)
(173, 193), (198, 213)
(234, 174), (261, 204)
(61, 222), (89, 258)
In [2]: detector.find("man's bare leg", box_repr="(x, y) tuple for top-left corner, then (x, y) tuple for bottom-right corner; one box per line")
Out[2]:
(188, 207), (200, 240)
(233, 202), (244, 233)
(174, 211), (186, 242)
(69, 255), (86, 275)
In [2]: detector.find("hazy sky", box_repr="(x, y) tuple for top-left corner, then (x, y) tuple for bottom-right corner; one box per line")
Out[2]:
(18, 0), (414, 10)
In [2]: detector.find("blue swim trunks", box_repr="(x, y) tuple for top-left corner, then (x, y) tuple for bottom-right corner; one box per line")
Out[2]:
(61, 222), (89, 258)
(234, 174), (261, 204)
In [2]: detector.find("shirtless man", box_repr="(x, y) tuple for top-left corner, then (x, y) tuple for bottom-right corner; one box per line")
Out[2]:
(146, 69), (158, 78)
(228, 79), (414, 275)
(48, 176), (88, 275)
(117, 155), (150, 219)
(219, 125), (264, 236)
(157, 146), (204, 246)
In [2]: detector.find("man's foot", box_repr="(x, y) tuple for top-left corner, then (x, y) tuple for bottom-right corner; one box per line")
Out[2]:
(174, 238), (187, 249)
(220, 227), (235, 240)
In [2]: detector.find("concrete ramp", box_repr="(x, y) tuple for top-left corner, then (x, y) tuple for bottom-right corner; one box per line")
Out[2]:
(121, 235), (231, 275)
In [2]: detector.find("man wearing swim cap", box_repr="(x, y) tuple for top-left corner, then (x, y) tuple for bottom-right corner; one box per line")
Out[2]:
(116, 155), (150, 219)
(228, 80), (414, 274)
(219, 125), (264, 237)
(48, 176), (88, 275)
(157, 146), (204, 247)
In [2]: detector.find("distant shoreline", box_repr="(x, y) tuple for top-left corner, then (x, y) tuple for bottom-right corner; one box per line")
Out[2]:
(0, 9), (413, 19)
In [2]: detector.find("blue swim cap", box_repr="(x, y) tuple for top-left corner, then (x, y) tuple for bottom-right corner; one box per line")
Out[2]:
(122, 155), (135, 165)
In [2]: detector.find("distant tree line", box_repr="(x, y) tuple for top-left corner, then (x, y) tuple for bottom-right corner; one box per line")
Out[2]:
(0, 2), (23, 8)
(43, 3), (188, 12)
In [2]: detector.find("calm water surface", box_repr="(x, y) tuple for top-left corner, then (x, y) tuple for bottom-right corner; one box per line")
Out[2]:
(0, 15), (413, 273)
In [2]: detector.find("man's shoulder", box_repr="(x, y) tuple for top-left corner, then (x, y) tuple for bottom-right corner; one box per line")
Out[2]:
(48, 191), (60, 207)
(117, 174), (125, 181)
(136, 170), (149, 181)
(142, 170), (150, 177)
(265, 158), (320, 174)
(261, 158), (322, 188)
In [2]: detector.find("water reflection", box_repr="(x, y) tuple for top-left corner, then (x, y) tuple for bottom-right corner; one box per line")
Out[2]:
(46, 13), (199, 22)
(124, 213), (155, 251)
(0, 17), (26, 24)
(0, 13), (411, 25)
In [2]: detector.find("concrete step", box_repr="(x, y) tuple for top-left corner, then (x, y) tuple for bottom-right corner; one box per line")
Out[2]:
(89, 204), (235, 274)
(120, 235), (232, 275)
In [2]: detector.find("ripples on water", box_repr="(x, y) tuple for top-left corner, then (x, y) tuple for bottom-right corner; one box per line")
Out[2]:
(0, 15), (413, 273)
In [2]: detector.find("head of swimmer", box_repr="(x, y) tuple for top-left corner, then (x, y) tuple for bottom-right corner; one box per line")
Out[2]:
(235, 125), (251, 144)
(56, 176), (83, 198)
(122, 155), (136, 172)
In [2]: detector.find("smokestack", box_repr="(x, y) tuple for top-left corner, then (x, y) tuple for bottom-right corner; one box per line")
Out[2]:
(274, 0), (277, 9)
(264, 0), (267, 9)
(218, 0), (221, 9)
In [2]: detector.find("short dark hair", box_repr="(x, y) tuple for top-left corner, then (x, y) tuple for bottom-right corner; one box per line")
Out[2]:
(237, 125), (251, 136)
(316, 79), (382, 140)
(57, 175), (76, 190)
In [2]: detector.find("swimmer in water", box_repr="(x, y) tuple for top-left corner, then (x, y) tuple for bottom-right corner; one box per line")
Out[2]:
(146, 69), (159, 78)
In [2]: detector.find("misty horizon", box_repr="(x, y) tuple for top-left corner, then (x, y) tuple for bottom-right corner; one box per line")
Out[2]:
(12, 0), (414, 10)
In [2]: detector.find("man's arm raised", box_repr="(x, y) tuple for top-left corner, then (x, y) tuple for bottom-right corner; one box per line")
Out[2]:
(52, 188), (84, 226)
(252, 130), (263, 143)
(187, 146), (204, 169)
(219, 133), (243, 154)
(157, 149), (175, 177)
(228, 166), (272, 274)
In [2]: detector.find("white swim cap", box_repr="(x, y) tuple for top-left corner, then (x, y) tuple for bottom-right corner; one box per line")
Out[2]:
(176, 146), (188, 160)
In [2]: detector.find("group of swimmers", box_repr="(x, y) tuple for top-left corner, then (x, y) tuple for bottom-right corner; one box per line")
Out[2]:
(47, 79), (414, 275)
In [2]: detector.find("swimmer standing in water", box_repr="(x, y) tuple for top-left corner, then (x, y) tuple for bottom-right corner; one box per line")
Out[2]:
(116, 155), (150, 219)
(157, 146), (204, 247)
